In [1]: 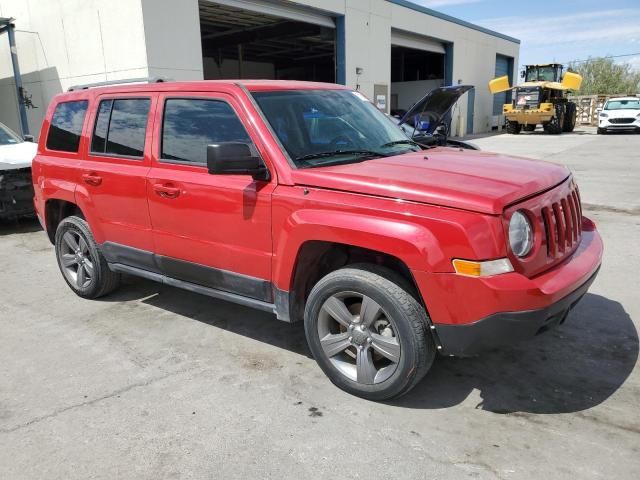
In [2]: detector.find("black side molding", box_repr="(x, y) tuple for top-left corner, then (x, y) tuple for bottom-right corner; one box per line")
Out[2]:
(101, 241), (294, 322)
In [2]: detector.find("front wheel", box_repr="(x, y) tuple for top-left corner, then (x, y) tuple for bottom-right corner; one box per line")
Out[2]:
(543, 104), (565, 134)
(304, 265), (436, 400)
(506, 121), (521, 134)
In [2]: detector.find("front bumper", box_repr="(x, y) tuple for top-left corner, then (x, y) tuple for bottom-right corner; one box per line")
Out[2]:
(412, 221), (603, 356)
(435, 267), (598, 356)
(0, 167), (35, 219)
(599, 118), (640, 131)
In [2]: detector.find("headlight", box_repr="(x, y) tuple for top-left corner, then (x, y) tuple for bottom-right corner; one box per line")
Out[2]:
(509, 210), (533, 257)
(599, 113), (608, 117)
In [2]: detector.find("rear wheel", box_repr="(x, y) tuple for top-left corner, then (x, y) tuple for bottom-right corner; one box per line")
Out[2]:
(55, 216), (121, 298)
(304, 265), (435, 400)
(506, 121), (521, 134)
(523, 124), (536, 132)
(544, 104), (565, 134)
(563, 102), (577, 132)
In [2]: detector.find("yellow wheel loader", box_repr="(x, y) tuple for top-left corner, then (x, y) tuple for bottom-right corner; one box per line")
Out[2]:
(489, 64), (582, 134)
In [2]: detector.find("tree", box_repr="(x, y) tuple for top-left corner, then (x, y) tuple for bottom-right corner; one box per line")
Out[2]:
(569, 57), (640, 95)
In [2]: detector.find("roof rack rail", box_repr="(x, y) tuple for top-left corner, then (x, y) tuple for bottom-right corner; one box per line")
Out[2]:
(67, 76), (170, 92)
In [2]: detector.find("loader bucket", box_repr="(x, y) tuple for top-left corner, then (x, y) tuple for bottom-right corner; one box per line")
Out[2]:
(561, 71), (583, 91)
(488, 75), (511, 94)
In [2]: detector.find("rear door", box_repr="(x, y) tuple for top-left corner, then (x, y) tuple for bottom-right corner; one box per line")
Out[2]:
(146, 92), (276, 300)
(77, 94), (156, 256)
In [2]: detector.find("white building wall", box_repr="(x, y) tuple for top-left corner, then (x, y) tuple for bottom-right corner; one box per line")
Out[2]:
(285, 0), (519, 135)
(0, 0), (519, 136)
(0, 0), (149, 136)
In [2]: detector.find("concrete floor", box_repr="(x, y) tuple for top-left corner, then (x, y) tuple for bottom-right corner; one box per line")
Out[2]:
(1, 127), (638, 479)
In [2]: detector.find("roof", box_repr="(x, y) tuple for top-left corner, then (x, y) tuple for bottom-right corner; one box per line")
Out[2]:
(387, 0), (520, 45)
(58, 79), (350, 99)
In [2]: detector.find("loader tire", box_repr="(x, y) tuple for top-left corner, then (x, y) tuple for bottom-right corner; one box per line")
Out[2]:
(544, 104), (565, 134)
(563, 102), (577, 132)
(506, 121), (521, 134)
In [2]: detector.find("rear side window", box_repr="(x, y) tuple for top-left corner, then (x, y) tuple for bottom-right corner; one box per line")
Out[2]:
(161, 98), (251, 164)
(46, 100), (88, 152)
(91, 98), (151, 158)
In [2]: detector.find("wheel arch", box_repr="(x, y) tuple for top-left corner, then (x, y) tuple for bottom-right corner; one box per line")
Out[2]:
(44, 198), (85, 244)
(273, 211), (444, 323)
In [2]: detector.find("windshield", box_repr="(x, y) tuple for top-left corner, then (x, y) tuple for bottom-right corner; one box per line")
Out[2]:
(252, 89), (419, 168)
(0, 123), (22, 146)
(605, 99), (640, 110)
(525, 66), (560, 83)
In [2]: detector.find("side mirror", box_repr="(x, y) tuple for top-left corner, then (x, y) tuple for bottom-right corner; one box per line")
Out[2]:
(207, 142), (269, 181)
(23, 134), (34, 142)
(596, 107), (602, 113)
(520, 71), (525, 79)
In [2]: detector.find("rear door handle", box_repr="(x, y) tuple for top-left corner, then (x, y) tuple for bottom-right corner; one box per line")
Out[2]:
(153, 183), (181, 199)
(82, 173), (102, 186)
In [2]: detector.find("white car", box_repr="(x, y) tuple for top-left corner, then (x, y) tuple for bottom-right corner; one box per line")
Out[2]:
(597, 97), (640, 134)
(0, 122), (38, 219)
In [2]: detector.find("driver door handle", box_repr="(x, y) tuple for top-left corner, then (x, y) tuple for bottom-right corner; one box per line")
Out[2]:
(153, 183), (181, 199)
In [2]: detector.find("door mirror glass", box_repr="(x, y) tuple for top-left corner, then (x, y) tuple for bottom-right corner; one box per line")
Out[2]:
(207, 142), (269, 181)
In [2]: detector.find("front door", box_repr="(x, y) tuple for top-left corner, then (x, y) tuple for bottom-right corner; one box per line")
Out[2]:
(146, 93), (275, 301)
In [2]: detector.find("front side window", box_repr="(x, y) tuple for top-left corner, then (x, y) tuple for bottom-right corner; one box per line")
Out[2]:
(46, 100), (88, 152)
(91, 98), (150, 157)
(161, 99), (252, 164)
(252, 89), (418, 168)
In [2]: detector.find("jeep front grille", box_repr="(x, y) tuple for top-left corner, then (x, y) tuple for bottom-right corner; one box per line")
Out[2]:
(540, 186), (582, 258)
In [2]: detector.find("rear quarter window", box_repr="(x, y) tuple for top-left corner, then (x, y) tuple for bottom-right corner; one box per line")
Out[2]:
(46, 100), (89, 152)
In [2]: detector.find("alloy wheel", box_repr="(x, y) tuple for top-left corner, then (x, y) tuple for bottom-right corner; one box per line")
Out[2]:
(58, 230), (95, 289)
(317, 291), (401, 385)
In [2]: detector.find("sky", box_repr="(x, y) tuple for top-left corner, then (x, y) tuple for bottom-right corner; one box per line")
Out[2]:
(411, 0), (640, 71)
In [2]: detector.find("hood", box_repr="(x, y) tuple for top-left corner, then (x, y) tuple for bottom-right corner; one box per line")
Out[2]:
(290, 148), (570, 214)
(604, 108), (640, 118)
(398, 85), (473, 135)
(0, 142), (37, 170)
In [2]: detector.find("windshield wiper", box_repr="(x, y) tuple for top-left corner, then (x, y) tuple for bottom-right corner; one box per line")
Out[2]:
(379, 139), (422, 149)
(294, 149), (389, 163)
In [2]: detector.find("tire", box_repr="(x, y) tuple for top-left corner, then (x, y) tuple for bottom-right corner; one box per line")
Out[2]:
(506, 121), (521, 134)
(304, 265), (436, 401)
(523, 124), (536, 132)
(55, 215), (121, 298)
(543, 104), (565, 134)
(563, 102), (577, 132)
(597, 127), (606, 135)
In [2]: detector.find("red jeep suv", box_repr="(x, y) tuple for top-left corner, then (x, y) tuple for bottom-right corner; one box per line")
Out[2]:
(32, 79), (603, 400)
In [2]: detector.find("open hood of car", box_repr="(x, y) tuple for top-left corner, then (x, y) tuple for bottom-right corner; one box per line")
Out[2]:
(398, 85), (473, 135)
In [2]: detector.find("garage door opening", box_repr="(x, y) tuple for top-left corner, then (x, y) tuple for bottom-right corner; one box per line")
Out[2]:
(199, 1), (336, 82)
(389, 31), (446, 117)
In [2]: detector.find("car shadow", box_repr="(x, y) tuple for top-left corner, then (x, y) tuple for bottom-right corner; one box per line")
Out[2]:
(101, 277), (636, 414)
(104, 275), (311, 357)
(391, 293), (638, 414)
(0, 216), (42, 236)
